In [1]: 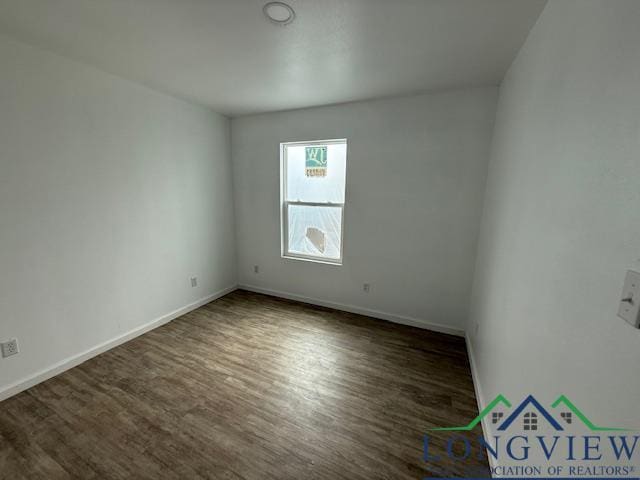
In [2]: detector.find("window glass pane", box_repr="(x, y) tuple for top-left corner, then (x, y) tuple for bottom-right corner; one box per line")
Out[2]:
(285, 143), (346, 203)
(287, 205), (342, 260)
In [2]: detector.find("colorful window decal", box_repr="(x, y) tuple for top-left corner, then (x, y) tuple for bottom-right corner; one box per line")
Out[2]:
(305, 146), (327, 177)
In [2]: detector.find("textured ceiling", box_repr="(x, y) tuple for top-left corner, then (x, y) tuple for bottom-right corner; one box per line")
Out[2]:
(0, 0), (546, 116)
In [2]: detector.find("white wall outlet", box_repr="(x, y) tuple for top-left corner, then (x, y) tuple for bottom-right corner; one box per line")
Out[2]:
(618, 270), (640, 328)
(190, 277), (198, 288)
(254, 265), (259, 274)
(363, 283), (370, 293)
(1, 339), (19, 358)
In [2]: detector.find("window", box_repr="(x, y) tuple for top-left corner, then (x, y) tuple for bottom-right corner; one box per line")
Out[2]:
(523, 412), (538, 431)
(280, 139), (347, 264)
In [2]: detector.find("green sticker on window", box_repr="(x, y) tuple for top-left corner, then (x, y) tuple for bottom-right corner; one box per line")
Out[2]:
(305, 146), (327, 177)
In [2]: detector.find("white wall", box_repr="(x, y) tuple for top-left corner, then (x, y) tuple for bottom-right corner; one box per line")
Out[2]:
(0, 35), (237, 397)
(469, 0), (640, 466)
(232, 89), (497, 334)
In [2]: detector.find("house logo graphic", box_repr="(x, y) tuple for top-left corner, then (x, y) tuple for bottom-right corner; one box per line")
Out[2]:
(423, 394), (638, 479)
(429, 394), (629, 433)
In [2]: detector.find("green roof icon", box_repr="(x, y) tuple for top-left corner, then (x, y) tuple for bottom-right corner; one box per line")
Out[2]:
(551, 395), (629, 432)
(429, 394), (511, 431)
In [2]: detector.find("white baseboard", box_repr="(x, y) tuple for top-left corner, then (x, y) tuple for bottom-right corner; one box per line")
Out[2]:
(465, 333), (496, 476)
(238, 284), (465, 337)
(0, 285), (238, 403)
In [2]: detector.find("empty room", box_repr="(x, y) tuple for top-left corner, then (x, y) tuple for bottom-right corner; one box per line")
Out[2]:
(1, 0), (639, 478)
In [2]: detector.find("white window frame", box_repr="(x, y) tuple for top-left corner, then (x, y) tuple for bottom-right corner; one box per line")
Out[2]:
(280, 138), (347, 265)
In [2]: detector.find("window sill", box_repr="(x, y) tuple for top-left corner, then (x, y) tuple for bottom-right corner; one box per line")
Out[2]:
(281, 254), (342, 266)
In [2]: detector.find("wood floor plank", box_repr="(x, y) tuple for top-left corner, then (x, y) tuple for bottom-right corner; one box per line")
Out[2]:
(0, 290), (488, 479)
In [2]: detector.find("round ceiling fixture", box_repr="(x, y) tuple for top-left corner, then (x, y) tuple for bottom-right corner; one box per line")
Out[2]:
(263, 2), (295, 26)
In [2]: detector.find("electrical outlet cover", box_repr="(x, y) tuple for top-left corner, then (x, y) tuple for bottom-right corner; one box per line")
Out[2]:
(1, 339), (19, 358)
(617, 270), (640, 328)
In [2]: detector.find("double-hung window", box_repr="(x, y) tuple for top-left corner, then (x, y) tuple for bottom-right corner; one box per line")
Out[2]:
(281, 139), (347, 264)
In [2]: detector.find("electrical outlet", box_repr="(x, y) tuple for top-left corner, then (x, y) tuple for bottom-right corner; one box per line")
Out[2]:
(190, 277), (198, 288)
(254, 265), (259, 274)
(1, 339), (19, 358)
(363, 283), (370, 293)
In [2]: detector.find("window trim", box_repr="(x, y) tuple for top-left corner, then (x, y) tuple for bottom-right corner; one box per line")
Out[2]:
(280, 138), (347, 265)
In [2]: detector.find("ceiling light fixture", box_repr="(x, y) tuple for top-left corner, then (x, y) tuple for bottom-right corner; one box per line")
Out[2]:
(263, 2), (295, 26)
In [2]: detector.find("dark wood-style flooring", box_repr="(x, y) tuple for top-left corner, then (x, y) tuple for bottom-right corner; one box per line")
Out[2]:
(0, 290), (488, 479)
